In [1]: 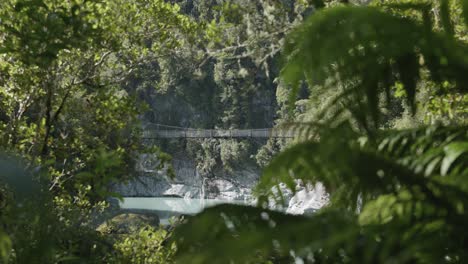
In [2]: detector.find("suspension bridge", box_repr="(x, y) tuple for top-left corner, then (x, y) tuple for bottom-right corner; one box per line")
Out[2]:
(142, 123), (295, 139)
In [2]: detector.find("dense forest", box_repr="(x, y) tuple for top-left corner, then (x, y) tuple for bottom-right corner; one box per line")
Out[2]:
(0, 0), (467, 263)
(137, 0), (304, 176)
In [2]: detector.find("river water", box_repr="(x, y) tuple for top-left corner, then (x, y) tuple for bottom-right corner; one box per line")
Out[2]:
(120, 197), (251, 225)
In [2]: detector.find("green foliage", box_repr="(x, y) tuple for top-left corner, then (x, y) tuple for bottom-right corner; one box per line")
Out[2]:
(0, 0), (197, 204)
(464, 0), (468, 26)
(173, 204), (329, 264)
(0, 0), (104, 67)
(74, 148), (125, 200)
(143, 0), (314, 175)
(114, 226), (176, 264)
(282, 5), (467, 131)
(172, 1), (468, 263)
(0, 155), (117, 263)
(0, 0), (198, 262)
(1, 153), (179, 263)
(185, 139), (252, 175)
(255, 138), (288, 167)
(258, 124), (468, 207)
(0, 229), (11, 263)
(1, 0), (467, 263)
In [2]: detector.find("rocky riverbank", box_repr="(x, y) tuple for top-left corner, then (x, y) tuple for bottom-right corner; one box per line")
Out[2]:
(112, 155), (329, 215)
(112, 156), (259, 200)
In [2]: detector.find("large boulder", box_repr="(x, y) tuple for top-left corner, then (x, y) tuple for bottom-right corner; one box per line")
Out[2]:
(97, 213), (160, 234)
(286, 182), (329, 215)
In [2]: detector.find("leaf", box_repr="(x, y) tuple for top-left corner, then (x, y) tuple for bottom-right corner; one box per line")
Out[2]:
(76, 171), (94, 179)
(439, 0), (454, 36)
(106, 192), (124, 201)
(173, 204), (359, 264)
(441, 142), (468, 176)
(0, 230), (12, 263)
(463, 0), (468, 27)
(281, 5), (468, 131)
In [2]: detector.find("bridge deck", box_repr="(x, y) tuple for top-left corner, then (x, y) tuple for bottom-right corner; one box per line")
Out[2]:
(142, 129), (294, 139)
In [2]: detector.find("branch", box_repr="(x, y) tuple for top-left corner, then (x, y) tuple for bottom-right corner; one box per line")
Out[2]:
(205, 26), (292, 58)
(51, 85), (73, 124)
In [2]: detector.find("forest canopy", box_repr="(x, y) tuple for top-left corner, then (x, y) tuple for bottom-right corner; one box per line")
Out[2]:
(1, 0), (468, 263)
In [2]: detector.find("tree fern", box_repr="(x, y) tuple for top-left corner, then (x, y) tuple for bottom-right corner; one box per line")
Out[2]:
(173, 125), (468, 262)
(173, 1), (468, 263)
(282, 5), (468, 130)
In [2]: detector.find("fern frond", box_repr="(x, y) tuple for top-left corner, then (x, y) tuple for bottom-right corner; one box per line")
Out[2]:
(257, 124), (468, 210)
(173, 202), (468, 263)
(462, 0), (468, 26)
(282, 6), (468, 130)
(173, 4), (468, 263)
(173, 205), (360, 263)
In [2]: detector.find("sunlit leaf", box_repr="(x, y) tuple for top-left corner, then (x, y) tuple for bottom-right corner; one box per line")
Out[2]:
(441, 142), (468, 176)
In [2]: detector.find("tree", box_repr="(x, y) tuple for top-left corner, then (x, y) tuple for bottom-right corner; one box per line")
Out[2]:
(0, 0), (197, 203)
(0, 1), (198, 261)
(142, 0), (315, 177)
(172, 0), (468, 263)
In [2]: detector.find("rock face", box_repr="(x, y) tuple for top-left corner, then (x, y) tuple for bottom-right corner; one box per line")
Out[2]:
(112, 156), (259, 201)
(112, 158), (201, 198)
(112, 156), (329, 215)
(97, 213), (160, 234)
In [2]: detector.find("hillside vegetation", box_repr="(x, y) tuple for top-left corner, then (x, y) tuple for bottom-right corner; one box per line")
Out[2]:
(1, 0), (467, 263)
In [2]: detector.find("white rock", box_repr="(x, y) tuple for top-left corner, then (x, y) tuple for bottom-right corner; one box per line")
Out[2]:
(286, 183), (329, 215)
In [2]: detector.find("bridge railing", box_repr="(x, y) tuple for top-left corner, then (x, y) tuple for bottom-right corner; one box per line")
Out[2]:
(142, 125), (295, 139)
